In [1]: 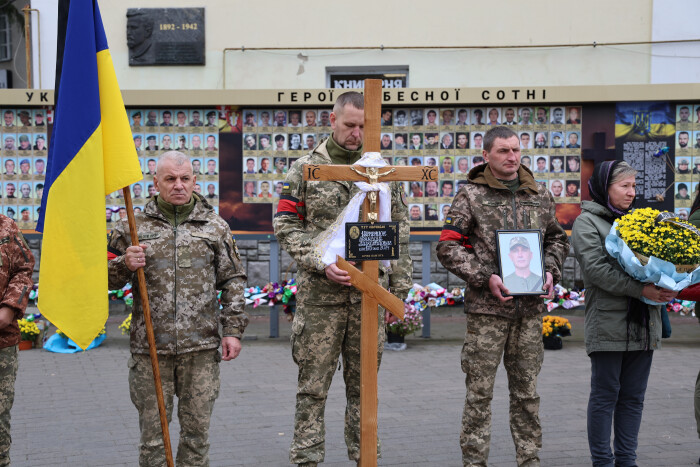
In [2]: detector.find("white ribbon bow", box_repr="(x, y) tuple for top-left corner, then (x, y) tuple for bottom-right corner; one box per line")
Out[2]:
(315, 152), (393, 270)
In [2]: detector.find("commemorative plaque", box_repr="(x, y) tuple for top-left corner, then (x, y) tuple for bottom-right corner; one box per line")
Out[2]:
(127, 8), (205, 66)
(345, 222), (399, 261)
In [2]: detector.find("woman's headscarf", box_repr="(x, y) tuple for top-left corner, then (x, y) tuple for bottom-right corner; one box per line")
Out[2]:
(588, 160), (634, 221)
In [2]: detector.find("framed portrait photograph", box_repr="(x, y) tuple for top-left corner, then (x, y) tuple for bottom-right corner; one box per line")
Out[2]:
(496, 230), (545, 296)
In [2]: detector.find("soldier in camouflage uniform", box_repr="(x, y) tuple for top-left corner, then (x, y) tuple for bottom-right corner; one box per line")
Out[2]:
(108, 151), (248, 467)
(0, 215), (35, 467)
(436, 126), (568, 467)
(273, 92), (412, 466)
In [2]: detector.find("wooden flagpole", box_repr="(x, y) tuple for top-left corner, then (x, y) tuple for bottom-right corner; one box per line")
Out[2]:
(122, 188), (175, 467)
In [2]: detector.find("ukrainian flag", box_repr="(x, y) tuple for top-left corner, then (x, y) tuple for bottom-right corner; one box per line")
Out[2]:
(37, 0), (142, 349)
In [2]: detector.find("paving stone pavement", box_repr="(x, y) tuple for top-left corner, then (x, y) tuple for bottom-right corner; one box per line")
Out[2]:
(8, 312), (700, 467)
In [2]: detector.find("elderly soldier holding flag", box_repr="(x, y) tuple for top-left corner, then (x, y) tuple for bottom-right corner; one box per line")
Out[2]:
(108, 151), (248, 466)
(437, 126), (568, 467)
(274, 91), (413, 466)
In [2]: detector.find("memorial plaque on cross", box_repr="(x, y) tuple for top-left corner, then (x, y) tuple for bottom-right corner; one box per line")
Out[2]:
(302, 79), (438, 466)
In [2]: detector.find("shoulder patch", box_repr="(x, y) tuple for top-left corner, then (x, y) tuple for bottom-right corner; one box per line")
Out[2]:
(281, 182), (292, 195)
(445, 216), (452, 225)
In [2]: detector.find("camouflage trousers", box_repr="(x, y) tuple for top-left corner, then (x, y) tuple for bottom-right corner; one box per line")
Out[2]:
(461, 313), (543, 467)
(0, 345), (18, 467)
(290, 301), (385, 464)
(128, 349), (221, 467)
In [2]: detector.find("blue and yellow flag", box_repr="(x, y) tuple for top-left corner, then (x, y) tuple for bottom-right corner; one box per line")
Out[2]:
(37, 0), (142, 349)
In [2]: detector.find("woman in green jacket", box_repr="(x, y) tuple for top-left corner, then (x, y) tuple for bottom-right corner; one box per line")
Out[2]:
(572, 161), (677, 467)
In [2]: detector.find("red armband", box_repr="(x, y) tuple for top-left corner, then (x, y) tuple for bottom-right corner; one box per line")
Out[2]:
(275, 195), (305, 220)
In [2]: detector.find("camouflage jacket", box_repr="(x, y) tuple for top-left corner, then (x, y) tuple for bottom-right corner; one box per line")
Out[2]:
(108, 194), (248, 355)
(436, 164), (568, 319)
(273, 137), (413, 306)
(0, 215), (34, 348)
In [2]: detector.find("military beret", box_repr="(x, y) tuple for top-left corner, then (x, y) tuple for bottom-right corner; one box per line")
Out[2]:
(147, 135), (156, 141)
(19, 159), (29, 165)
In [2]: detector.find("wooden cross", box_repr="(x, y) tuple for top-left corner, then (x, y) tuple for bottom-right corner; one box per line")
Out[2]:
(302, 79), (438, 466)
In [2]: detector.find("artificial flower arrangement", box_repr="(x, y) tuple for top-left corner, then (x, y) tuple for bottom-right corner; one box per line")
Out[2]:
(544, 284), (584, 312)
(542, 315), (571, 350)
(386, 302), (423, 337)
(607, 207), (700, 304)
(404, 283), (465, 313)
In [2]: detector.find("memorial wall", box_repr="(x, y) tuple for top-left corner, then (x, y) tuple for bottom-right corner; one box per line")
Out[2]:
(1, 85), (698, 234)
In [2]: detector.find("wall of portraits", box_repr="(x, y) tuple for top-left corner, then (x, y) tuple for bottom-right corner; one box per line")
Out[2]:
(240, 105), (583, 228)
(119, 108), (221, 224)
(0, 108), (51, 229)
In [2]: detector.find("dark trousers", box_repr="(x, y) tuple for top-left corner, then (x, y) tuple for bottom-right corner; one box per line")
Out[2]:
(587, 350), (653, 467)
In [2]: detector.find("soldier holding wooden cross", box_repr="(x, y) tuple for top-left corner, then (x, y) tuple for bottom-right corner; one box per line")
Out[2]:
(273, 91), (413, 466)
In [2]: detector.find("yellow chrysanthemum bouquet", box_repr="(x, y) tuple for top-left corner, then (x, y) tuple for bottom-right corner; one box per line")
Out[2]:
(542, 315), (571, 349)
(607, 207), (700, 304)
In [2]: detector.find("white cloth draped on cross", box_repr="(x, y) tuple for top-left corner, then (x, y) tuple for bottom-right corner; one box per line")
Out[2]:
(314, 152), (393, 270)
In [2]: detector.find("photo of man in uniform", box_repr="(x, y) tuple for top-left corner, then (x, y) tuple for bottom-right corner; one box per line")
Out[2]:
(678, 106), (691, 123)
(160, 134), (173, 151)
(18, 110), (32, 127)
(131, 111), (142, 127)
(189, 110), (203, 127)
(3, 136), (15, 151)
(146, 135), (158, 151)
(4, 160), (15, 176)
(206, 111), (218, 127)
(133, 135), (143, 151)
(206, 135), (218, 151)
(19, 159), (30, 176)
(34, 159), (45, 176)
(17, 136), (30, 151)
(191, 135), (203, 151)
(678, 131), (690, 149)
(34, 111), (45, 126)
(424, 133), (439, 149)
(175, 110), (188, 127)
(206, 159), (218, 176)
(502, 236), (543, 294)
(258, 135), (271, 151)
(550, 132), (564, 149)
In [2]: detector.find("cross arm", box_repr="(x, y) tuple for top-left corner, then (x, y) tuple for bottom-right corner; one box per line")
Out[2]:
(336, 256), (405, 320)
(302, 164), (437, 183)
